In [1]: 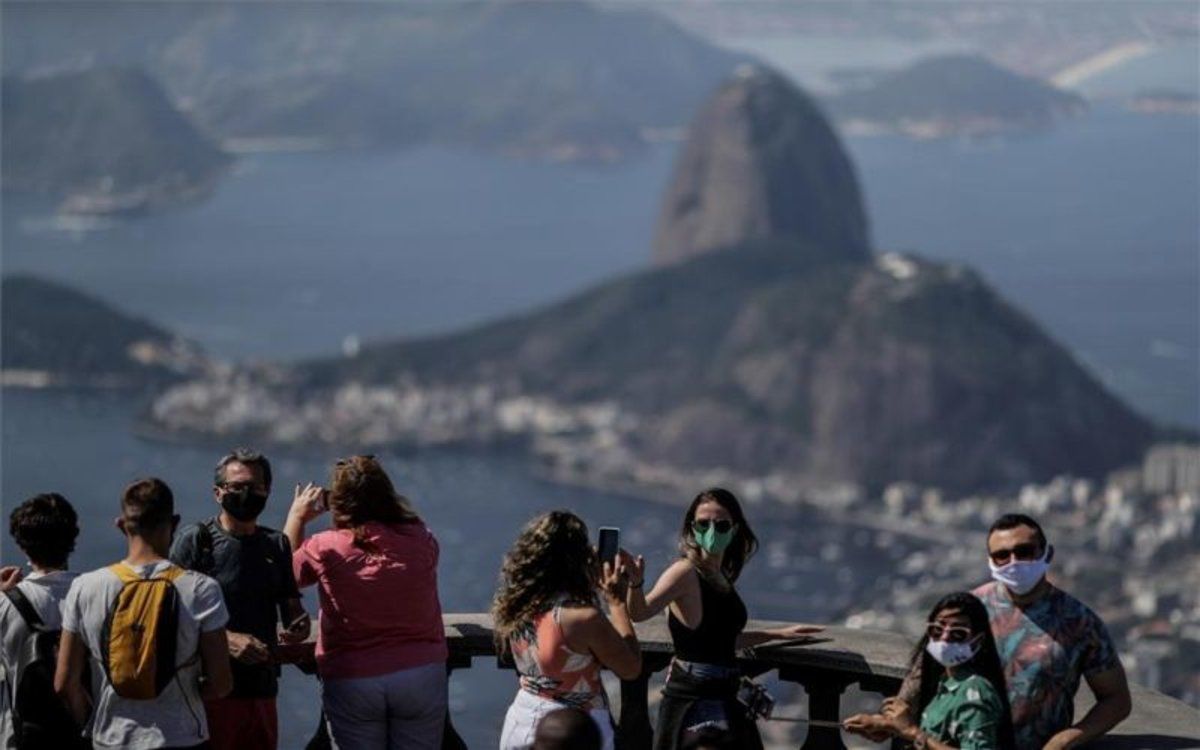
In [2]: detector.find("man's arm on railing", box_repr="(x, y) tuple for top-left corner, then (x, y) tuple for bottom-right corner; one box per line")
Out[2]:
(1043, 665), (1131, 750)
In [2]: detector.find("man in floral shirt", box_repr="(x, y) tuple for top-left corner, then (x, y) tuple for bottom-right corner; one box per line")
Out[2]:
(892, 514), (1131, 749)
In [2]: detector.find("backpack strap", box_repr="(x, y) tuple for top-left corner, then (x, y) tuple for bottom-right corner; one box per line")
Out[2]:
(3, 587), (47, 633)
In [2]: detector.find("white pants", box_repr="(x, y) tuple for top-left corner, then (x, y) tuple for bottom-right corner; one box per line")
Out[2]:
(323, 661), (447, 750)
(499, 690), (615, 750)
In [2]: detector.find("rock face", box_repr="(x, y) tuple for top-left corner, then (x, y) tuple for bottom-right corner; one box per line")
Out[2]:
(1, 67), (230, 205)
(653, 67), (871, 267)
(1, 276), (208, 386)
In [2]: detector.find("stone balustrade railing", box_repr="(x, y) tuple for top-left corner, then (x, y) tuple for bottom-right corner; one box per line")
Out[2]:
(291, 614), (1200, 750)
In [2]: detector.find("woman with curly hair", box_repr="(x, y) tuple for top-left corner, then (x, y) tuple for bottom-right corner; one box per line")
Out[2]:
(623, 488), (823, 750)
(494, 510), (641, 750)
(285, 455), (448, 750)
(843, 592), (1016, 750)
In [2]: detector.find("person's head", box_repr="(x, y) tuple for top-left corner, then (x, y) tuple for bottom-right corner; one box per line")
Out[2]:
(911, 592), (1015, 750)
(9, 493), (79, 570)
(213, 448), (273, 523)
(532, 707), (602, 750)
(328, 455), (419, 545)
(987, 513), (1053, 596)
(492, 510), (597, 648)
(679, 488), (757, 581)
(119, 477), (179, 551)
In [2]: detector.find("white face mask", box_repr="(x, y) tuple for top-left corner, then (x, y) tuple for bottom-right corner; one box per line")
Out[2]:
(989, 545), (1051, 595)
(925, 636), (980, 668)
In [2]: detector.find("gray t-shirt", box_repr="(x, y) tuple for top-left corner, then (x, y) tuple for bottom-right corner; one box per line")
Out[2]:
(0, 570), (80, 749)
(61, 560), (228, 750)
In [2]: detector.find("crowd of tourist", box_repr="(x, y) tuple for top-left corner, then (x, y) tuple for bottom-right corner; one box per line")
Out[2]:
(0, 448), (1132, 749)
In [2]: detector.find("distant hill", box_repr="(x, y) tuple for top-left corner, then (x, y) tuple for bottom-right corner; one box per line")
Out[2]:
(825, 55), (1086, 138)
(654, 67), (870, 266)
(2, 1), (752, 162)
(1, 68), (231, 208)
(1, 276), (208, 386)
(145, 70), (1153, 493)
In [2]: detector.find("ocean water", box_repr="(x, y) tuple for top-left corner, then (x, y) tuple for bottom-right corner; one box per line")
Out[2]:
(1, 42), (1198, 747)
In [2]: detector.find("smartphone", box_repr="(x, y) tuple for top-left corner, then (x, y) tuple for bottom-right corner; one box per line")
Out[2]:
(597, 527), (620, 566)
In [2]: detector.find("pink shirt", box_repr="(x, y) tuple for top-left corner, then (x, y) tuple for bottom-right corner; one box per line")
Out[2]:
(294, 520), (448, 679)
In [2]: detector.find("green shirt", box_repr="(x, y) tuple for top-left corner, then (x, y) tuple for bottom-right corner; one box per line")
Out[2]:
(919, 671), (1005, 749)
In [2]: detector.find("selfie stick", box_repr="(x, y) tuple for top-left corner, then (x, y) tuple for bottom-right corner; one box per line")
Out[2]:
(766, 717), (843, 728)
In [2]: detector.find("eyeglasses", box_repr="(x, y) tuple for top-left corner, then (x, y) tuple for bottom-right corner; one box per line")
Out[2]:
(926, 622), (975, 643)
(693, 519), (735, 534)
(988, 543), (1042, 565)
(216, 481), (258, 493)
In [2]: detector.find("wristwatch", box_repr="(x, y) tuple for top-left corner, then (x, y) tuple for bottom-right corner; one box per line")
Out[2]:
(912, 730), (930, 749)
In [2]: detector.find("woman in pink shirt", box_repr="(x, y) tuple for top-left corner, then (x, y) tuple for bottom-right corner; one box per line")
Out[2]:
(286, 455), (448, 750)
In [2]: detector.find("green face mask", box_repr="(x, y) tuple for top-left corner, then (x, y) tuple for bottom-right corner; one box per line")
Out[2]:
(693, 522), (736, 554)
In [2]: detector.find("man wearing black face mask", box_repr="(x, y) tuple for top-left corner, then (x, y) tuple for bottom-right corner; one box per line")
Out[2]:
(170, 448), (308, 750)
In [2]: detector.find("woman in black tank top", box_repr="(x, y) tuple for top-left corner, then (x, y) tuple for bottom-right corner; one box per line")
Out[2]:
(622, 488), (823, 750)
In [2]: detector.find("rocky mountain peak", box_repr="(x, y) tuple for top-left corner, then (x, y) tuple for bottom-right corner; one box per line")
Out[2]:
(653, 65), (871, 267)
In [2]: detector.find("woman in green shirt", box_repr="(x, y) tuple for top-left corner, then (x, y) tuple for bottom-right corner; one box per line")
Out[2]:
(844, 592), (1015, 750)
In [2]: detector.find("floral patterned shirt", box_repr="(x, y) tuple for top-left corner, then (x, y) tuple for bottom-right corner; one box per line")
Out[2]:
(509, 598), (606, 710)
(972, 581), (1120, 749)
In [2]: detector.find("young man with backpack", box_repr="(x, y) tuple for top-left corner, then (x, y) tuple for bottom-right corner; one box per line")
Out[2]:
(54, 477), (233, 749)
(0, 493), (88, 749)
(169, 449), (308, 750)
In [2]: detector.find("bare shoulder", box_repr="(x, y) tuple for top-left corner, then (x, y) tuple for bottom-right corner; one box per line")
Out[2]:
(558, 603), (605, 637)
(659, 559), (699, 589)
(662, 559), (697, 582)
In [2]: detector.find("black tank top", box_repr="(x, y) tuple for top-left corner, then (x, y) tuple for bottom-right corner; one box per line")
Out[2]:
(667, 567), (748, 666)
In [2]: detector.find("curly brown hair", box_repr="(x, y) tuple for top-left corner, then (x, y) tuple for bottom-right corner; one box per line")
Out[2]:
(329, 456), (420, 550)
(491, 510), (598, 650)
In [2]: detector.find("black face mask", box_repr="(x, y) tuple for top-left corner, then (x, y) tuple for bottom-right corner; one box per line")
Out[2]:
(220, 487), (268, 522)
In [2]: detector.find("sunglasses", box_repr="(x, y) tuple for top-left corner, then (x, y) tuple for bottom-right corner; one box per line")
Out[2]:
(692, 519), (735, 534)
(926, 622), (975, 643)
(988, 542), (1042, 565)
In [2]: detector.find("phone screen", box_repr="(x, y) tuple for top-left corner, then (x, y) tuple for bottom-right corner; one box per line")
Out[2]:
(597, 527), (619, 566)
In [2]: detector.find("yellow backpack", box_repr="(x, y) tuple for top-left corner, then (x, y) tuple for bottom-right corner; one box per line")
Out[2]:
(101, 563), (187, 699)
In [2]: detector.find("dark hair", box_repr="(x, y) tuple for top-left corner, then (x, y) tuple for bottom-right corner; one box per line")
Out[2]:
(988, 513), (1047, 552)
(329, 456), (420, 550)
(911, 592), (1015, 750)
(121, 477), (176, 536)
(9, 493), (79, 568)
(492, 510), (598, 650)
(533, 707), (602, 750)
(214, 448), (272, 490)
(679, 488), (758, 582)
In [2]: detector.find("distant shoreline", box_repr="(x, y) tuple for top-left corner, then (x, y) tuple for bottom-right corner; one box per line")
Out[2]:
(1051, 40), (1155, 89)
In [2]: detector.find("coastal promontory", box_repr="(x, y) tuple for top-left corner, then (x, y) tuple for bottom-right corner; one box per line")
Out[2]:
(1, 67), (230, 212)
(1, 276), (208, 387)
